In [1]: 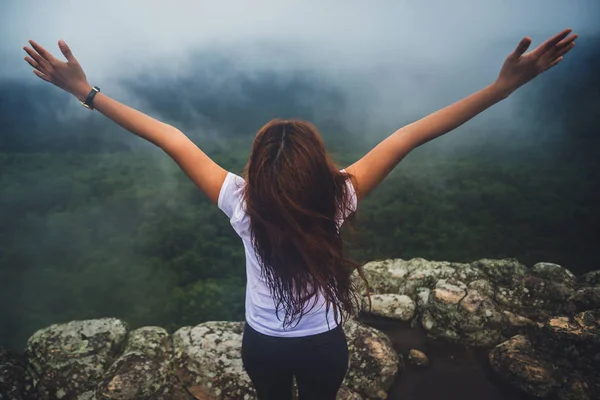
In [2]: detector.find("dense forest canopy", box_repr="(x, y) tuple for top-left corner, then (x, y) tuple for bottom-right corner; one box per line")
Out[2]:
(1, 32), (598, 351)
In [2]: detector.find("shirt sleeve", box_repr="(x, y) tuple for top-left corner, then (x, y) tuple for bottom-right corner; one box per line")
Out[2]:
(339, 169), (358, 222)
(217, 172), (246, 219)
(345, 177), (358, 216)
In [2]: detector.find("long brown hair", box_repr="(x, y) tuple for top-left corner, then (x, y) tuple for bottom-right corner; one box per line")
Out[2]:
(243, 119), (370, 329)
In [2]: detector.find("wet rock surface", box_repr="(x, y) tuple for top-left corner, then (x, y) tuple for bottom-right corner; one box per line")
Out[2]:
(489, 310), (600, 399)
(360, 313), (535, 400)
(488, 335), (556, 397)
(407, 349), (429, 367)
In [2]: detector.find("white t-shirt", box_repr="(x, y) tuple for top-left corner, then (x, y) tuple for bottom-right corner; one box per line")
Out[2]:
(217, 170), (358, 337)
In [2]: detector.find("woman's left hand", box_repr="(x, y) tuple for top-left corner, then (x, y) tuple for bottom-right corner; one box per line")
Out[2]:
(495, 28), (578, 96)
(23, 40), (92, 102)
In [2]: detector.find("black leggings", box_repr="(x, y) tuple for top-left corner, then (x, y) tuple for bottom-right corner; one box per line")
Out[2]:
(241, 321), (349, 400)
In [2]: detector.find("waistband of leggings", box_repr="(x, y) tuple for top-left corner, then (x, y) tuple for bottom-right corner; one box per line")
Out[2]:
(244, 320), (343, 343)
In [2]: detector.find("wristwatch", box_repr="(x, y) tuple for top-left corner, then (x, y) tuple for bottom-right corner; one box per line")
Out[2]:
(81, 86), (100, 110)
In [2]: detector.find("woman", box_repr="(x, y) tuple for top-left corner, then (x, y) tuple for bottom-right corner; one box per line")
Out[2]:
(23, 28), (577, 399)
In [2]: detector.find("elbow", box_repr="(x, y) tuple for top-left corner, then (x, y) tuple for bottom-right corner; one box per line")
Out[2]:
(159, 125), (188, 154)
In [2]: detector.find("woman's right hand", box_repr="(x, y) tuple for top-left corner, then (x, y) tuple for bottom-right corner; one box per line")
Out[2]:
(494, 28), (577, 97)
(23, 40), (92, 102)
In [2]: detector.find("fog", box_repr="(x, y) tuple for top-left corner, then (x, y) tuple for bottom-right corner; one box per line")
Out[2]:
(2, 0), (599, 138)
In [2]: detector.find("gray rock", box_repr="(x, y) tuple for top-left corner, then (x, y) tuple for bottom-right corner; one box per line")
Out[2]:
(528, 311), (600, 373)
(365, 294), (416, 321)
(422, 279), (504, 346)
(396, 259), (459, 297)
(489, 312), (600, 400)
(419, 279), (465, 340)
(420, 310), (435, 332)
(579, 270), (600, 286)
(502, 311), (539, 328)
(493, 274), (576, 319)
(96, 326), (172, 399)
(467, 279), (494, 298)
(574, 266), (600, 311)
(432, 278), (467, 303)
(457, 289), (505, 345)
(170, 319), (399, 400)
(526, 279), (573, 317)
(353, 258), (592, 347)
(354, 258), (476, 298)
(415, 288), (431, 308)
(555, 376), (597, 400)
(25, 318), (128, 400)
(336, 386), (366, 400)
(342, 318), (400, 399)
(451, 263), (486, 283)
(0, 347), (35, 400)
(494, 285), (525, 312)
(531, 262), (576, 286)
(473, 258), (528, 286)
(353, 260), (405, 295)
(500, 311), (542, 338)
(407, 349), (429, 367)
(489, 335), (555, 397)
(573, 286), (600, 310)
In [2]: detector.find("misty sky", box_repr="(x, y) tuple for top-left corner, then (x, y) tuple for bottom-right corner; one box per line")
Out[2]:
(2, 0), (599, 136)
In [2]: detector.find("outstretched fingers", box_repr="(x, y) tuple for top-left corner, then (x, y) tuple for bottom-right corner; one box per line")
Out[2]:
(23, 44), (54, 84)
(531, 28), (572, 58)
(32, 69), (51, 83)
(556, 33), (578, 48)
(23, 46), (50, 71)
(540, 33), (577, 66)
(28, 40), (56, 64)
(24, 56), (42, 71)
(545, 56), (564, 71)
(554, 40), (576, 58)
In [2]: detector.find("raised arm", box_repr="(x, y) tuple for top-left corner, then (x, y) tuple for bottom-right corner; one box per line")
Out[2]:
(346, 28), (577, 201)
(23, 40), (227, 204)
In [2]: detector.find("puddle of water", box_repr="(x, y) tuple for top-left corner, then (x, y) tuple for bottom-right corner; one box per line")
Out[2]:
(359, 313), (536, 400)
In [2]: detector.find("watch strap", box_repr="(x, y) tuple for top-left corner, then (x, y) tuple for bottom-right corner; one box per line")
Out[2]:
(82, 86), (100, 110)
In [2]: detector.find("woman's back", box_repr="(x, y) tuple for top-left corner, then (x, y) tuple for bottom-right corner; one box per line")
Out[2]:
(218, 167), (358, 337)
